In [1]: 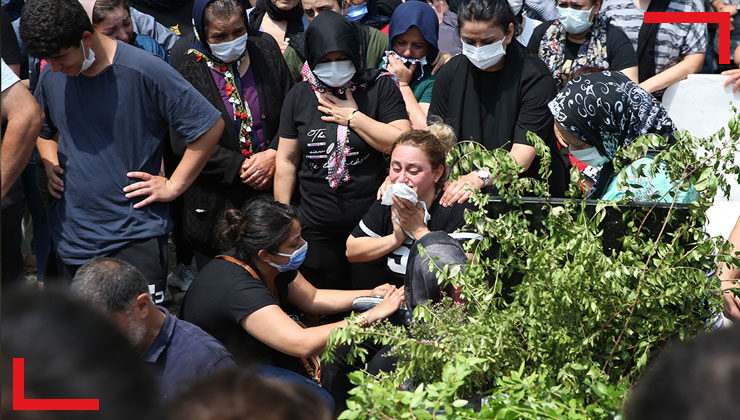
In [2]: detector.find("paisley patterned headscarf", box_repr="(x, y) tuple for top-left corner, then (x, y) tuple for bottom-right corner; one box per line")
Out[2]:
(548, 71), (676, 198)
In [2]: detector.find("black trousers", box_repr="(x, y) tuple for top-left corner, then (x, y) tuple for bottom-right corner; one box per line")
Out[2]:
(51, 235), (168, 304)
(1, 200), (25, 287)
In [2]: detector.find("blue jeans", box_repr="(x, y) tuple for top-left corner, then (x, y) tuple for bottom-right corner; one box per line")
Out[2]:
(22, 154), (50, 281)
(257, 365), (335, 414)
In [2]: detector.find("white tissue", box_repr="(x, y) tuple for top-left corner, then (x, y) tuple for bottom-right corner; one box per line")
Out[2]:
(381, 183), (431, 239)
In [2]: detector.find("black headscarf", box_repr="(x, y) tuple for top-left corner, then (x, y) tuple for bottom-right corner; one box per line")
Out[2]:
(304, 11), (384, 88)
(248, 0), (304, 41)
(548, 71), (676, 198)
(190, 0), (249, 62)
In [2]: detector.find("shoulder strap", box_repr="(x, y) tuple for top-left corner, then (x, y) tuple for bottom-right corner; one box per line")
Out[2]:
(215, 255), (279, 303)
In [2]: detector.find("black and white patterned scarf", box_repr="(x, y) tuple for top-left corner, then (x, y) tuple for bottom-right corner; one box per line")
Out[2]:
(548, 71), (676, 198)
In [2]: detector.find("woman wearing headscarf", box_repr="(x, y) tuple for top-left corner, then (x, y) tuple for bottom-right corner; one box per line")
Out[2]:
(381, 1), (439, 129)
(549, 71), (697, 202)
(248, 0), (305, 52)
(429, 0), (567, 206)
(171, 0), (293, 268)
(527, 0), (637, 91)
(275, 11), (410, 290)
(282, 0), (389, 83)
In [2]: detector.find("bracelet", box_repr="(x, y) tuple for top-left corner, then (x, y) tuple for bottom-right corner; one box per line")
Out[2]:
(356, 313), (370, 328)
(347, 109), (360, 129)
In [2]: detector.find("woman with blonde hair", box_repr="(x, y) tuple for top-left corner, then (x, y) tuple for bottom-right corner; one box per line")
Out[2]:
(346, 121), (481, 288)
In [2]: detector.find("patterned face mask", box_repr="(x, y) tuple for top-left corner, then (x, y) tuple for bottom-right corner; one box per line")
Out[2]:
(380, 50), (428, 81)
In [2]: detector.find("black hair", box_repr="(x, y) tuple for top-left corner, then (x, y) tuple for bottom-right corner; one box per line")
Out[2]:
(625, 326), (740, 420)
(168, 369), (331, 420)
(92, 0), (130, 25)
(457, 0), (521, 37)
(217, 195), (300, 264)
(70, 257), (150, 314)
(0, 289), (161, 420)
(203, 0), (247, 34)
(20, 0), (94, 59)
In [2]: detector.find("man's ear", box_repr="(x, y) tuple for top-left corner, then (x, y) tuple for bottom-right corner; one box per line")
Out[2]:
(133, 293), (151, 318)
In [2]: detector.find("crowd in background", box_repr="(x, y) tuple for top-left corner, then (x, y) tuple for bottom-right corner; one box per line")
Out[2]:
(2, 0), (740, 417)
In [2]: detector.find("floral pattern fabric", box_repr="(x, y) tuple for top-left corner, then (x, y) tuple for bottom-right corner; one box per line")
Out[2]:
(538, 18), (610, 90)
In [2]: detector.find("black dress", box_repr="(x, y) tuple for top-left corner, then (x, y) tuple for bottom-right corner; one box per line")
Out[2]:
(429, 41), (567, 197)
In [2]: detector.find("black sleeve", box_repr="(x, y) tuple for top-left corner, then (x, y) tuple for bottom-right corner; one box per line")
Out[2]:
(220, 261), (277, 324)
(351, 200), (390, 238)
(262, 35), (296, 150)
(527, 20), (553, 52)
(606, 23), (638, 71)
(512, 59), (557, 146)
(278, 86), (300, 139)
(428, 59), (454, 123)
(2, 8), (21, 65)
(375, 76), (409, 123)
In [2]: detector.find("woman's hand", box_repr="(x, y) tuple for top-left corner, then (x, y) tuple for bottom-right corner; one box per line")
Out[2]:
(365, 286), (405, 322)
(377, 175), (391, 200)
(439, 172), (484, 207)
(124, 172), (181, 209)
(391, 209), (409, 246)
(431, 51), (451, 75)
(370, 283), (395, 296)
(722, 68), (740, 93)
(387, 54), (415, 85)
(721, 280), (740, 321)
(240, 149), (276, 190)
(392, 195), (429, 239)
(317, 90), (359, 126)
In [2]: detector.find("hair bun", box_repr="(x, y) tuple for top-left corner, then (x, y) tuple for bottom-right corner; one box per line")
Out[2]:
(219, 208), (245, 244)
(425, 116), (456, 154)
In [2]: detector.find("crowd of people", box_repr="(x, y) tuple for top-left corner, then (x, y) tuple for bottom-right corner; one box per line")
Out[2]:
(2, 0), (740, 417)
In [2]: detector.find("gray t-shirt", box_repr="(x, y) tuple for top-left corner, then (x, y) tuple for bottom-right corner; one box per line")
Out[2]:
(600, 0), (707, 74)
(34, 41), (220, 264)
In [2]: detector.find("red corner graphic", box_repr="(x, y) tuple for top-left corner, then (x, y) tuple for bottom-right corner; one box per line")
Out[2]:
(644, 12), (732, 64)
(13, 358), (100, 411)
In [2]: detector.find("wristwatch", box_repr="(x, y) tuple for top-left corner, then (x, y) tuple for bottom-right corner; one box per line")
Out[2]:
(347, 109), (360, 129)
(476, 168), (491, 187)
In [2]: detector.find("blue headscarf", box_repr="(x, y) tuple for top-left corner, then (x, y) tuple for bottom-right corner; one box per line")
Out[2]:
(388, 1), (439, 64)
(190, 0), (249, 63)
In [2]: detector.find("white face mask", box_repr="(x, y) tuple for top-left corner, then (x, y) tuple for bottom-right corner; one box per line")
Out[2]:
(208, 32), (248, 63)
(461, 38), (506, 70)
(557, 6), (593, 34)
(312, 60), (357, 87)
(570, 146), (609, 167)
(76, 40), (96, 76)
(508, 0), (523, 15)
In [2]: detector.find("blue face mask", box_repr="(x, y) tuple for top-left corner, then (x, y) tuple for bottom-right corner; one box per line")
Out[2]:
(345, 3), (368, 22)
(268, 241), (308, 272)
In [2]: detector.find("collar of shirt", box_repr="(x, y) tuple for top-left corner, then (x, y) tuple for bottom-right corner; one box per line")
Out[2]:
(142, 306), (175, 364)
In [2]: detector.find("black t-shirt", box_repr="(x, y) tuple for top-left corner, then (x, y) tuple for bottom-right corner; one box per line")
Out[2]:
(350, 191), (480, 286)
(180, 250), (301, 371)
(428, 48), (558, 180)
(278, 76), (408, 235)
(527, 21), (637, 73)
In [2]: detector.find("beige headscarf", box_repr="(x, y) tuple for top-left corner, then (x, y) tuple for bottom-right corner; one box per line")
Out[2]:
(78, 0), (96, 23)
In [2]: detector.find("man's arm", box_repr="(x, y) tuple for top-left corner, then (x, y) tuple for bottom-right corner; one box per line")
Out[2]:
(123, 118), (224, 208)
(1, 82), (43, 198)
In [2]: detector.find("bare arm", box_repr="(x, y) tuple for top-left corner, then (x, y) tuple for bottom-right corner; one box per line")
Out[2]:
(274, 137), (301, 204)
(720, 216), (740, 320)
(1, 82), (43, 198)
(242, 286), (405, 358)
(509, 143), (537, 172)
(639, 53), (705, 94)
(399, 83), (430, 130)
(123, 118), (224, 208)
(619, 66), (639, 84)
(346, 215), (408, 262)
(287, 273), (393, 314)
(317, 89), (411, 154)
